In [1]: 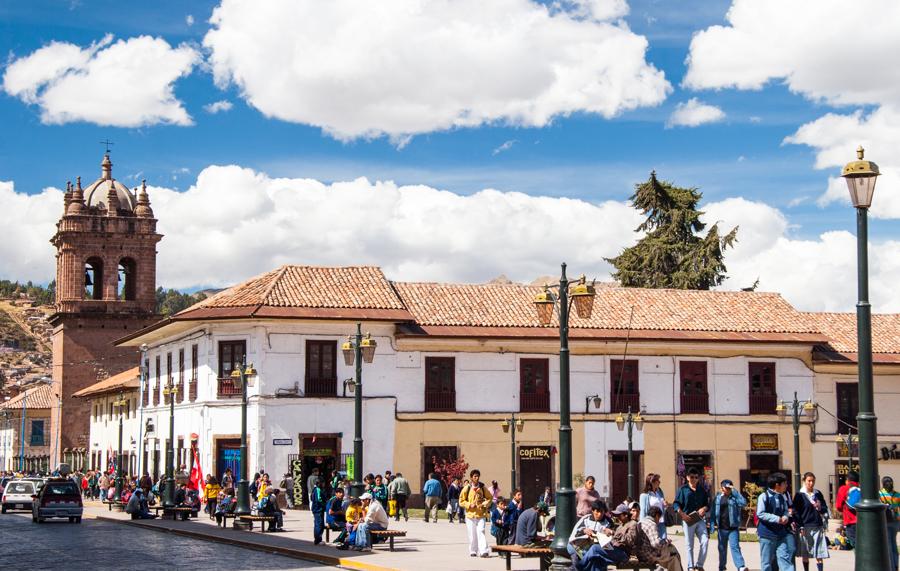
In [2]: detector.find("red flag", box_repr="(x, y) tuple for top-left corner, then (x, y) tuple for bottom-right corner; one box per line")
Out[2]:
(189, 448), (204, 493)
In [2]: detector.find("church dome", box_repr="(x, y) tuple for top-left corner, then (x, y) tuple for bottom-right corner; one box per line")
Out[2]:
(83, 153), (137, 212)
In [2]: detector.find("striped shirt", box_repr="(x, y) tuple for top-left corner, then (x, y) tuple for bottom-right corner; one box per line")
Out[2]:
(880, 489), (900, 523)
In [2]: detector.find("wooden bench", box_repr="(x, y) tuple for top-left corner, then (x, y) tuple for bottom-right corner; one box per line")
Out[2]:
(238, 514), (276, 532)
(103, 500), (126, 512)
(150, 505), (194, 521)
(491, 545), (552, 571)
(217, 512), (237, 528)
(611, 560), (656, 570)
(370, 529), (407, 551)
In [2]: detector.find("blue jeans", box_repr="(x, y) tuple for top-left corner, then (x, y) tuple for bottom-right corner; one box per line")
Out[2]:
(717, 528), (746, 570)
(683, 520), (709, 568)
(574, 544), (628, 571)
(887, 522), (899, 571)
(355, 522), (385, 549)
(312, 511), (324, 542)
(759, 534), (795, 571)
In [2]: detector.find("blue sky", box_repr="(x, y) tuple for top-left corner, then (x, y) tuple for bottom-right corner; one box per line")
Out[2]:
(1, 0), (898, 311)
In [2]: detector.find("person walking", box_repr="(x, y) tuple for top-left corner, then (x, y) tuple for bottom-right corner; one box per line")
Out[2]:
(423, 472), (443, 523)
(447, 477), (462, 523)
(99, 472), (110, 501)
(307, 467), (320, 508)
(673, 467), (710, 571)
(221, 467), (234, 491)
(880, 476), (900, 571)
(711, 479), (748, 571)
(311, 477), (326, 544)
(387, 471), (410, 521)
(792, 472), (830, 571)
(757, 472), (796, 571)
(281, 472), (295, 509)
(460, 469), (492, 558)
(204, 475), (221, 520)
(834, 470), (860, 548)
(576, 475), (602, 518)
(639, 473), (668, 540)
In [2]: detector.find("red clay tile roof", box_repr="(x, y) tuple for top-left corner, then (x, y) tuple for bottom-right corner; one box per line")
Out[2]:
(72, 367), (140, 398)
(803, 312), (900, 357)
(0, 383), (55, 410)
(393, 282), (817, 334)
(176, 265), (413, 321)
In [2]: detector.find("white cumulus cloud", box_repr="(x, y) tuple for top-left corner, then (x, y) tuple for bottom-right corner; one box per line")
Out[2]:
(2, 35), (199, 127)
(684, 0), (900, 218)
(203, 0), (670, 141)
(203, 100), (233, 114)
(666, 98), (725, 128)
(3, 167), (900, 313)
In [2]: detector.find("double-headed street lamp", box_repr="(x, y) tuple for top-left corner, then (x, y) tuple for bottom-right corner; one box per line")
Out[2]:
(112, 391), (129, 500)
(501, 414), (524, 492)
(161, 378), (179, 508)
(775, 392), (816, 493)
(615, 407), (644, 501)
(231, 362), (257, 521)
(840, 146), (890, 570)
(342, 324), (377, 499)
(533, 263), (596, 571)
(835, 430), (859, 474)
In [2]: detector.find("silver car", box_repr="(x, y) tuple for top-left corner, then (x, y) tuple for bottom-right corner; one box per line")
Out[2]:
(2, 480), (36, 513)
(32, 479), (83, 523)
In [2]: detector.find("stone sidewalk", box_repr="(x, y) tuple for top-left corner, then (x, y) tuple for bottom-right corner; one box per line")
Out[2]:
(84, 501), (857, 571)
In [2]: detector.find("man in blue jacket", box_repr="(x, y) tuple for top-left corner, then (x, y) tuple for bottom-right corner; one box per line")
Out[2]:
(756, 472), (795, 571)
(310, 478), (326, 544)
(710, 479), (748, 571)
(423, 472), (443, 522)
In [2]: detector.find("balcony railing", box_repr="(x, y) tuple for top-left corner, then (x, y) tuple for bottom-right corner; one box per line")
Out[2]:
(680, 393), (709, 414)
(305, 377), (337, 398)
(610, 393), (641, 413)
(151, 387), (159, 406)
(425, 390), (456, 412)
(142, 390), (149, 407)
(749, 393), (777, 415)
(189, 379), (198, 402)
(520, 392), (550, 413)
(178, 381), (186, 403)
(217, 377), (242, 398)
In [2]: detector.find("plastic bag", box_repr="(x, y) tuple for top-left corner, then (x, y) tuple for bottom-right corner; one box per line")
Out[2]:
(388, 499), (397, 517)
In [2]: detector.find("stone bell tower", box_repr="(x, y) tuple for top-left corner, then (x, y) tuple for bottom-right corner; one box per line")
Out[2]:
(49, 152), (163, 457)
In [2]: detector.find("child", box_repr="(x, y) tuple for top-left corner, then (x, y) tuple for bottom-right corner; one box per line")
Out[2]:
(339, 498), (365, 550)
(491, 497), (510, 545)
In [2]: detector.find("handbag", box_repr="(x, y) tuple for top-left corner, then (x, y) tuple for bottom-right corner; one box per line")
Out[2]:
(663, 506), (678, 527)
(388, 499), (397, 517)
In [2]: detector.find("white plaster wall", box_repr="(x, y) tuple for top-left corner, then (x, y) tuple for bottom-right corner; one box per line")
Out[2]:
(87, 391), (142, 468)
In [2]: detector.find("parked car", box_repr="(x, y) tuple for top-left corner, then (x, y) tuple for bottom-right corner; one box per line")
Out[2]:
(2, 480), (36, 513)
(31, 478), (83, 523)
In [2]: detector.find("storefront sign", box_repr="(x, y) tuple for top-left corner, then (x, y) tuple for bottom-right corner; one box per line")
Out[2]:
(519, 447), (550, 460)
(302, 447), (334, 457)
(750, 434), (779, 451)
(881, 443), (900, 461)
(836, 440), (859, 458)
(835, 460), (861, 476)
(346, 456), (354, 477)
(272, 438), (293, 446)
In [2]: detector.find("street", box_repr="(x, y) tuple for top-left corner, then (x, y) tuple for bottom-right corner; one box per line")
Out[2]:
(0, 512), (333, 570)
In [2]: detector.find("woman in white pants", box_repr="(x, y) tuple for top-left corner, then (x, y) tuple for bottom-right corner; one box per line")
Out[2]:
(459, 469), (493, 557)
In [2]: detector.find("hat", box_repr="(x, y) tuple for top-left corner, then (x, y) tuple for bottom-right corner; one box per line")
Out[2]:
(535, 502), (550, 515)
(720, 479), (734, 488)
(359, 492), (373, 500)
(611, 502), (630, 516)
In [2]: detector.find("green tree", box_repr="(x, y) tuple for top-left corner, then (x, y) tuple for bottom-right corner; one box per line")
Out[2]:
(155, 287), (207, 316)
(606, 171), (738, 290)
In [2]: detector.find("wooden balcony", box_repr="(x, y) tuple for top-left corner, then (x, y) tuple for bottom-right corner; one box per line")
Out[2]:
(217, 377), (242, 398)
(424, 391), (456, 412)
(749, 394), (777, 415)
(189, 380), (198, 402)
(305, 377), (337, 398)
(680, 393), (709, 414)
(520, 392), (550, 413)
(610, 393), (640, 413)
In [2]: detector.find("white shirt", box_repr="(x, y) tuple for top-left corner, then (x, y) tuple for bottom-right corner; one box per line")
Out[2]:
(364, 499), (390, 528)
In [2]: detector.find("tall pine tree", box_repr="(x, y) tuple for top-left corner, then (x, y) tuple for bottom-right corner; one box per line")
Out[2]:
(606, 171), (738, 290)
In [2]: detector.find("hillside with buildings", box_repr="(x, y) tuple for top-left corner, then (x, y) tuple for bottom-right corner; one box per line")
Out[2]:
(0, 297), (53, 399)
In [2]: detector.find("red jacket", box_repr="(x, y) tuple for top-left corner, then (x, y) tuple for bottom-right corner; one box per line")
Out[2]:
(835, 480), (858, 525)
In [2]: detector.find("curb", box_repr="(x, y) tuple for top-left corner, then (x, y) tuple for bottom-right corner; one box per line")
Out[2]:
(95, 516), (399, 571)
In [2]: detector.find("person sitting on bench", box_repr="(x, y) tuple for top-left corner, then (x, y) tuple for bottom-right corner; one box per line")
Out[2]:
(215, 489), (235, 525)
(326, 487), (348, 543)
(125, 488), (157, 520)
(259, 488), (286, 531)
(515, 502), (551, 547)
(353, 493), (389, 551)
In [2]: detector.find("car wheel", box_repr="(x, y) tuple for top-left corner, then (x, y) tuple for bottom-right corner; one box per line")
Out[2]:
(37, 517), (44, 523)
(68, 517), (75, 523)
(32, 514), (37, 523)
(1, 505), (6, 514)
(75, 517), (82, 523)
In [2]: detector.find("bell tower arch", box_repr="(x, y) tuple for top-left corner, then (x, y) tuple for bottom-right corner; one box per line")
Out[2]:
(50, 152), (163, 457)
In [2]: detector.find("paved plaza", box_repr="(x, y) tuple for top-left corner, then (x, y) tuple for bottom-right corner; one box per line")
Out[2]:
(49, 500), (862, 571)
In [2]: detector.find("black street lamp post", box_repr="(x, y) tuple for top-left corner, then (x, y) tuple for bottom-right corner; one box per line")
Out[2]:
(501, 414), (524, 491)
(840, 146), (890, 570)
(162, 379), (178, 508)
(615, 407), (644, 501)
(533, 263), (596, 570)
(231, 362), (256, 522)
(342, 324), (377, 499)
(776, 392), (816, 492)
(113, 391), (128, 500)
